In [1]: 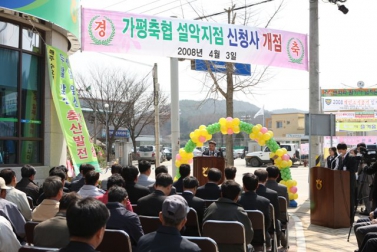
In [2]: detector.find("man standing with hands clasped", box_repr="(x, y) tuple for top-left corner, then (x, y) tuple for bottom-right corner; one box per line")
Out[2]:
(202, 141), (223, 158)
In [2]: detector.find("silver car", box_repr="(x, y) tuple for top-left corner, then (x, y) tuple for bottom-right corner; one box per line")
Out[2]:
(138, 145), (164, 164)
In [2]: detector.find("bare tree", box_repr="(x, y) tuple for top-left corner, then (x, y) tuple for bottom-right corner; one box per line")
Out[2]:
(74, 65), (169, 162)
(197, 1), (285, 166)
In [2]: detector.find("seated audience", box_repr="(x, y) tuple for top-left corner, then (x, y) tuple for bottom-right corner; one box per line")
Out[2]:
(59, 197), (110, 252)
(100, 164), (122, 190)
(137, 161), (155, 187)
(32, 176), (63, 222)
(173, 164), (191, 193)
(34, 192), (80, 248)
(121, 165), (150, 204)
(203, 180), (254, 252)
(137, 195), (200, 252)
(266, 166), (289, 204)
(0, 168), (31, 220)
(15, 164), (40, 205)
(70, 164), (95, 192)
(196, 168), (222, 200)
(0, 177), (25, 239)
(224, 166), (237, 181)
(106, 186), (143, 250)
(0, 216), (21, 252)
(238, 173), (271, 248)
(37, 166), (70, 205)
(137, 173), (173, 216)
(148, 165), (177, 195)
(78, 171), (105, 198)
(181, 176), (205, 234)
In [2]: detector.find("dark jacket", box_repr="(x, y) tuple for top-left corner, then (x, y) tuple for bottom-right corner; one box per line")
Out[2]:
(265, 180), (289, 205)
(106, 202), (144, 249)
(148, 184), (177, 195)
(195, 183), (221, 200)
(136, 225), (201, 252)
(70, 177), (85, 192)
(364, 162), (377, 204)
(34, 212), (69, 248)
(137, 190), (166, 216)
(15, 178), (40, 205)
(256, 184), (280, 229)
(173, 178), (184, 193)
(203, 197), (253, 252)
(126, 182), (151, 205)
(181, 191), (205, 235)
(59, 241), (96, 252)
(202, 149), (223, 158)
(238, 191), (271, 245)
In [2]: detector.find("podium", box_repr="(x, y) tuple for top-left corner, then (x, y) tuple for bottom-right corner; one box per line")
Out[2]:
(193, 156), (225, 185)
(310, 166), (350, 228)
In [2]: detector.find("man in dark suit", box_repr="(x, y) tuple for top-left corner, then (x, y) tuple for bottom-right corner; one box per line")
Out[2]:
(121, 165), (150, 204)
(173, 164), (191, 193)
(238, 173), (271, 248)
(148, 165), (177, 195)
(70, 164), (95, 192)
(266, 166), (289, 203)
(15, 164), (40, 205)
(181, 176), (205, 236)
(203, 180), (253, 252)
(202, 140), (223, 157)
(59, 198), (109, 252)
(254, 169), (286, 248)
(196, 168), (222, 200)
(137, 173), (173, 216)
(137, 195), (200, 252)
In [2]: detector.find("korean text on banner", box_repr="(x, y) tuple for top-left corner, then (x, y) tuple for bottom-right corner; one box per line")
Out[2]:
(81, 8), (308, 71)
(46, 45), (100, 175)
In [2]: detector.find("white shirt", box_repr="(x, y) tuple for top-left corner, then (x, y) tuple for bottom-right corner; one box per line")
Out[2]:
(6, 186), (32, 220)
(137, 174), (155, 187)
(0, 216), (21, 252)
(77, 185), (105, 198)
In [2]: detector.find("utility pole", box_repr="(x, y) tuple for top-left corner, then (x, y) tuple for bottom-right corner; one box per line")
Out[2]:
(309, 0), (321, 169)
(153, 63), (161, 167)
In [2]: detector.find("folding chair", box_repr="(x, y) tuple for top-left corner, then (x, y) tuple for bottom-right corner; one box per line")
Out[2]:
(269, 204), (278, 252)
(245, 210), (266, 252)
(97, 229), (132, 252)
(139, 215), (161, 234)
(25, 221), (39, 245)
(202, 220), (248, 252)
(184, 236), (218, 252)
(184, 207), (201, 236)
(278, 196), (289, 249)
(19, 246), (59, 252)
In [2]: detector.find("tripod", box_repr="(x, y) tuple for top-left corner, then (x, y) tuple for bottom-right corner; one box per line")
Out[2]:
(347, 169), (373, 241)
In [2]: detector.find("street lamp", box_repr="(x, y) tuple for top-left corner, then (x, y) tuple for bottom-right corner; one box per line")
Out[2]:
(104, 103), (109, 166)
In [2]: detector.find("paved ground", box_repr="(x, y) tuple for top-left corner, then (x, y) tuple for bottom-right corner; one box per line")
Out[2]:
(100, 158), (362, 252)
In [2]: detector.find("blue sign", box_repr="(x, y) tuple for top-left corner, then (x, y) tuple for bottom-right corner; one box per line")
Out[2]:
(102, 129), (130, 138)
(191, 59), (251, 76)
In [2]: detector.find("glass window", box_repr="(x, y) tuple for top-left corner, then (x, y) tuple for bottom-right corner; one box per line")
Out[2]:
(22, 28), (41, 53)
(0, 22), (19, 48)
(276, 121), (283, 128)
(21, 53), (41, 137)
(0, 140), (18, 164)
(21, 141), (40, 164)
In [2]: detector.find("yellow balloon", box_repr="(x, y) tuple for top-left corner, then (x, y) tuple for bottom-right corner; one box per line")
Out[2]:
(259, 139), (266, 146)
(179, 148), (185, 156)
(288, 160), (293, 167)
(252, 126), (260, 134)
(292, 180), (297, 186)
(187, 153), (194, 160)
(257, 132), (263, 139)
(267, 130), (274, 137)
(175, 160), (181, 168)
(276, 149), (283, 157)
(233, 126), (240, 134)
(196, 142), (203, 147)
(263, 133), (271, 141)
(269, 153), (275, 159)
(293, 193), (298, 200)
(249, 133), (256, 139)
(256, 124), (262, 129)
(281, 148), (288, 155)
(189, 132), (195, 140)
(275, 156), (282, 163)
(289, 193), (294, 200)
(281, 160), (288, 168)
(207, 134), (212, 140)
(219, 118), (226, 125)
(199, 125), (206, 130)
(233, 118), (240, 125)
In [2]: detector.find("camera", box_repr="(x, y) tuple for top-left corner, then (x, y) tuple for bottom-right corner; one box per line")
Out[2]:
(358, 146), (377, 166)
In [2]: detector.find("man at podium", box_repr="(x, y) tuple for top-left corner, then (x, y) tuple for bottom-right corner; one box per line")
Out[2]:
(202, 141), (223, 158)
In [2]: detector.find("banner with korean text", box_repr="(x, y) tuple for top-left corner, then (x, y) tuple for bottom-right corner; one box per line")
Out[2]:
(81, 8), (308, 71)
(336, 122), (377, 132)
(46, 45), (100, 175)
(322, 97), (377, 111)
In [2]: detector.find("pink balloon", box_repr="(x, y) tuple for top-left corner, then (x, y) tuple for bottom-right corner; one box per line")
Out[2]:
(199, 136), (206, 143)
(188, 159), (193, 164)
(227, 128), (234, 134)
(282, 154), (290, 161)
(226, 117), (233, 121)
(261, 127), (268, 134)
(290, 186), (297, 194)
(176, 154), (182, 161)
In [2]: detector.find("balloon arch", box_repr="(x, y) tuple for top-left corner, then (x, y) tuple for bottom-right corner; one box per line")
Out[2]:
(174, 117), (298, 207)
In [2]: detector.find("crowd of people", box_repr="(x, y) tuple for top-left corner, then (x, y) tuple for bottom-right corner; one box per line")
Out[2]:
(0, 158), (290, 252)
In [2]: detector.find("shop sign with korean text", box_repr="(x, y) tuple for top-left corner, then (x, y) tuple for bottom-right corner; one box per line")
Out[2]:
(81, 8), (308, 71)
(322, 97), (377, 111)
(46, 45), (100, 175)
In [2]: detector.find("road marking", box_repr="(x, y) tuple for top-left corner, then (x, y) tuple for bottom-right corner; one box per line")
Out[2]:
(291, 214), (306, 252)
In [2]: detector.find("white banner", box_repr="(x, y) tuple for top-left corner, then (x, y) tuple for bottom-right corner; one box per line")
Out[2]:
(322, 97), (377, 111)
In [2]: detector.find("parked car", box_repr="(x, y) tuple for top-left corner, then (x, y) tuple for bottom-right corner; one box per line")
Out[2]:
(234, 149), (244, 159)
(163, 148), (172, 161)
(138, 145), (164, 164)
(245, 143), (299, 167)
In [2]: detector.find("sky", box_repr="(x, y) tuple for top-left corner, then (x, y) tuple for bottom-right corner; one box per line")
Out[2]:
(70, 0), (377, 112)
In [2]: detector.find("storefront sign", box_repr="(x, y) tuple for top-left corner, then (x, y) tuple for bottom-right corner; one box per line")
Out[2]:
(329, 111), (377, 119)
(322, 97), (377, 111)
(336, 122), (377, 132)
(321, 88), (377, 97)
